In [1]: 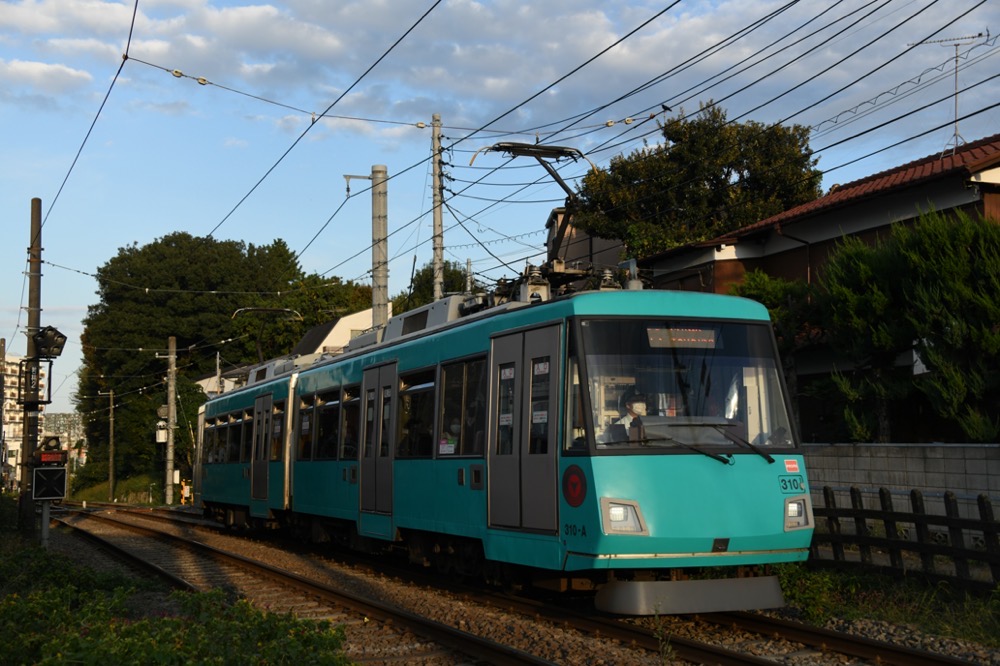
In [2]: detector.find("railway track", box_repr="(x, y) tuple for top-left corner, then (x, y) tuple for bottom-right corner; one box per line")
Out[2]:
(54, 506), (983, 665)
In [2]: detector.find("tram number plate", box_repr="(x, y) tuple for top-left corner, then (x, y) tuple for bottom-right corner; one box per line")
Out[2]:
(778, 475), (806, 494)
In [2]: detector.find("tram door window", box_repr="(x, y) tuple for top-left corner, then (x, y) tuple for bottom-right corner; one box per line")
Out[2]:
(496, 363), (516, 456)
(297, 396), (315, 460)
(529, 356), (551, 455)
(363, 388), (376, 459)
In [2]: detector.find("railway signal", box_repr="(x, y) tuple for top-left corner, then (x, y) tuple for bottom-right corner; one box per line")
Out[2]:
(32, 436), (67, 501)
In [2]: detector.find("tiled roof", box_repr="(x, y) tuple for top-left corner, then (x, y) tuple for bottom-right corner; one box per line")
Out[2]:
(724, 133), (1000, 239)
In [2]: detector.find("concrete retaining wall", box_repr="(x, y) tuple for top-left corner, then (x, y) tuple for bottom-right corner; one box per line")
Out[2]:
(801, 443), (1000, 519)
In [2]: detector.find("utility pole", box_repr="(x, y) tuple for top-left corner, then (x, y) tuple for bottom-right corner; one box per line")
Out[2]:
(165, 336), (176, 505)
(372, 165), (389, 330)
(432, 114), (444, 301)
(19, 198), (42, 532)
(99, 389), (114, 501)
(344, 166), (389, 330)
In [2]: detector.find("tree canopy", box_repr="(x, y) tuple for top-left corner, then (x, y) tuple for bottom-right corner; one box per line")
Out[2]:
(75, 232), (371, 490)
(817, 210), (1000, 442)
(572, 103), (822, 258)
(391, 259), (484, 314)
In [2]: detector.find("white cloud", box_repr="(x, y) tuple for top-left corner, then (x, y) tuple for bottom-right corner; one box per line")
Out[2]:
(0, 58), (92, 92)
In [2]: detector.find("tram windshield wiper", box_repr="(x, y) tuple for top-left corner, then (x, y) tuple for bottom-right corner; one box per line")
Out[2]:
(709, 424), (775, 464)
(635, 435), (733, 465)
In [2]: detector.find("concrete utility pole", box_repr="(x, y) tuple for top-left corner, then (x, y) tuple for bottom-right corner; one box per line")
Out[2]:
(346, 166), (389, 330)
(432, 114), (444, 301)
(19, 198), (42, 531)
(165, 336), (176, 505)
(371, 165), (389, 330)
(99, 389), (114, 501)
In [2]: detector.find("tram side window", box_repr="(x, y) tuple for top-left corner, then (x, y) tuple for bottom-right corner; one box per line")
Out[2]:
(298, 396), (315, 461)
(203, 424), (218, 463)
(226, 416), (242, 462)
(341, 387), (361, 460)
(240, 410), (253, 462)
(315, 390), (341, 460)
(270, 401), (285, 461)
(397, 370), (434, 459)
(439, 357), (487, 457)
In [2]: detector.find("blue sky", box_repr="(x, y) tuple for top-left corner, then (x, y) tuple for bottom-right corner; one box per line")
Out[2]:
(2, 0), (999, 412)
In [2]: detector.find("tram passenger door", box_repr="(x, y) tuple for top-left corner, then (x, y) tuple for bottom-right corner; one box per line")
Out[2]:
(489, 326), (559, 533)
(251, 394), (272, 501)
(361, 364), (396, 515)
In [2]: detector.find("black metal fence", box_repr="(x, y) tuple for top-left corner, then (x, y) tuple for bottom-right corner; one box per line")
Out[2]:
(810, 485), (1000, 591)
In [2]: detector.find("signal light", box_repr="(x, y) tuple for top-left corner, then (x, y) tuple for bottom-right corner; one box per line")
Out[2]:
(32, 326), (67, 359)
(34, 436), (67, 466)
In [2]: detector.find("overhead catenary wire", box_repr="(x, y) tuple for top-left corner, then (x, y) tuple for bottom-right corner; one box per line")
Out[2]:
(26, 0), (1000, 395)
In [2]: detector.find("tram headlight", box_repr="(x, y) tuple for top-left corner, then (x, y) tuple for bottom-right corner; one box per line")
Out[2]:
(600, 498), (647, 535)
(784, 496), (812, 530)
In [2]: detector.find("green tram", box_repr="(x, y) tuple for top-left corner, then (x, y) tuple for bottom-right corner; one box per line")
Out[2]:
(195, 286), (813, 614)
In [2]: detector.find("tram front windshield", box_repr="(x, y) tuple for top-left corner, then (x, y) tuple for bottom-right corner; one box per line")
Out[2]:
(575, 319), (795, 453)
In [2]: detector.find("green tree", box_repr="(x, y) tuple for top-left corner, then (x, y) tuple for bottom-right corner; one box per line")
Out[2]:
(817, 235), (913, 442)
(816, 210), (1000, 442)
(894, 210), (1000, 440)
(391, 259), (481, 314)
(76, 232), (370, 490)
(573, 103), (822, 258)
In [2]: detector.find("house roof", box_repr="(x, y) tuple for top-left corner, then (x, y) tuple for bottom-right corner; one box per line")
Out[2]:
(723, 132), (1000, 240)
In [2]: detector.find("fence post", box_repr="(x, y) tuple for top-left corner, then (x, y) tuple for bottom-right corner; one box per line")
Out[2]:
(850, 486), (872, 565)
(944, 491), (970, 581)
(910, 489), (935, 574)
(879, 487), (904, 572)
(823, 486), (844, 561)
(978, 494), (1000, 584)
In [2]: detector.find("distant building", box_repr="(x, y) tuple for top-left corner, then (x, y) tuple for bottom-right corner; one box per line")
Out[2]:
(1, 354), (47, 491)
(43, 412), (86, 470)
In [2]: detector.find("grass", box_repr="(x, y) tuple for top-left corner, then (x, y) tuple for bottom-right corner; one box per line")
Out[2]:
(71, 473), (165, 505)
(0, 493), (350, 665)
(776, 562), (1000, 647)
